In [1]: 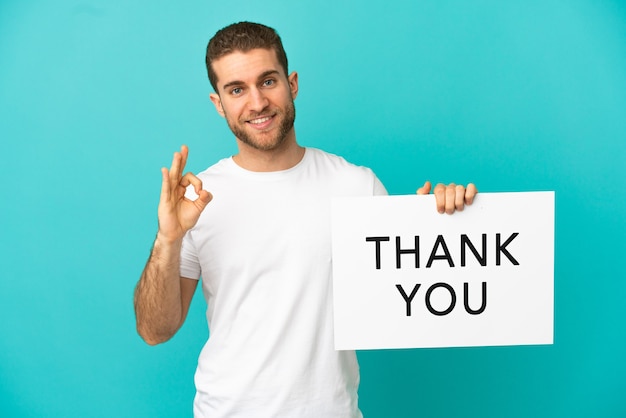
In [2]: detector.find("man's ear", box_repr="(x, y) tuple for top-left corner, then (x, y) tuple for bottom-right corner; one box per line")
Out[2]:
(209, 93), (225, 118)
(288, 71), (299, 100)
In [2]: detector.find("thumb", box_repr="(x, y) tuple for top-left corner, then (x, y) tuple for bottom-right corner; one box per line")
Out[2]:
(416, 180), (432, 195)
(194, 190), (213, 212)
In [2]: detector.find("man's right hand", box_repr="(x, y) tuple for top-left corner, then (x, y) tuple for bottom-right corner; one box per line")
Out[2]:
(157, 145), (212, 243)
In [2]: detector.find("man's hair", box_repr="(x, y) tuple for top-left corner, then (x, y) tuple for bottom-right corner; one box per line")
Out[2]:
(206, 22), (289, 92)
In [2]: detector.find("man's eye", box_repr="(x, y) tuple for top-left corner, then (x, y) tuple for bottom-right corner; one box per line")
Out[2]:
(231, 87), (243, 95)
(263, 79), (275, 87)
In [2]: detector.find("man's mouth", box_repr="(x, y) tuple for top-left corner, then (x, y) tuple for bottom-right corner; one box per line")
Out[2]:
(246, 114), (275, 129)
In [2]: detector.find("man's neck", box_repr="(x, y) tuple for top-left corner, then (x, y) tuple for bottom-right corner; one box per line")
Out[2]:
(232, 136), (305, 172)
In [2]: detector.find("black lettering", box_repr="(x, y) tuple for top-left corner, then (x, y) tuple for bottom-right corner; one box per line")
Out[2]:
(464, 282), (487, 314)
(395, 236), (420, 269)
(396, 284), (421, 316)
(366, 236), (390, 269)
(426, 235), (455, 268)
(461, 234), (487, 266)
(425, 282), (456, 316)
(496, 233), (520, 266)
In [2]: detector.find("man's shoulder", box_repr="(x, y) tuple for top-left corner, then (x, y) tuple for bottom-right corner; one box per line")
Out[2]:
(196, 156), (234, 178)
(304, 147), (387, 195)
(305, 147), (373, 173)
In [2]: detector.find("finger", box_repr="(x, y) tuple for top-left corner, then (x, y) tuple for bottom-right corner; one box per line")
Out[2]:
(180, 172), (204, 195)
(434, 183), (446, 214)
(445, 183), (457, 214)
(416, 180), (432, 195)
(169, 151), (183, 182)
(465, 183), (478, 205)
(159, 167), (171, 204)
(455, 184), (466, 212)
(180, 145), (189, 173)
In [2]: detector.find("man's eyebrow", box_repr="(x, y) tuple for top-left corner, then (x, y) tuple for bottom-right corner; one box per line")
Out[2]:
(221, 70), (281, 92)
(258, 70), (280, 80)
(221, 79), (244, 91)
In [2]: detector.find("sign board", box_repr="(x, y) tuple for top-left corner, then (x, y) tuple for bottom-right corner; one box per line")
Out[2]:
(331, 192), (554, 350)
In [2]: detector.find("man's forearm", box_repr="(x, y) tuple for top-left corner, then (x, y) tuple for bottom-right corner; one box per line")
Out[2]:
(134, 234), (185, 345)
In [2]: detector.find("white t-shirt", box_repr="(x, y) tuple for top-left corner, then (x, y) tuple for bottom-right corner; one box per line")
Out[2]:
(180, 148), (387, 417)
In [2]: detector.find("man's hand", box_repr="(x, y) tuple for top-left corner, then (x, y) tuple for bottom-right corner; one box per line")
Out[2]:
(417, 181), (477, 214)
(157, 145), (212, 243)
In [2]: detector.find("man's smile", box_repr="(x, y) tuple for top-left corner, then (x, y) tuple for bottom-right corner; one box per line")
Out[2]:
(246, 114), (275, 129)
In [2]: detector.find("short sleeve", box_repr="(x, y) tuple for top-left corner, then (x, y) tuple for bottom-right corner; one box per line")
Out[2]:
(373, 175), (388, 196)
(180, 231), (201, 280)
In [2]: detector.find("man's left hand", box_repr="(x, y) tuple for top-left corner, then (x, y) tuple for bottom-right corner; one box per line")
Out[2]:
(416, 181), (478, 214)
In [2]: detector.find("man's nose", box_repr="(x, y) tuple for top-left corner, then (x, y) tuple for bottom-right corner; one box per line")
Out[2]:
(248, 88), (269, 112)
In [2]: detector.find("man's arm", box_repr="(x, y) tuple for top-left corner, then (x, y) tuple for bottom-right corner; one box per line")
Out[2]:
(134, 145), (212, 345)
(134, 237), (198, 345)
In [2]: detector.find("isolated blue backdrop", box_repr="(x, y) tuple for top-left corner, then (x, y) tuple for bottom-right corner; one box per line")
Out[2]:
(1, 0), (625, 417)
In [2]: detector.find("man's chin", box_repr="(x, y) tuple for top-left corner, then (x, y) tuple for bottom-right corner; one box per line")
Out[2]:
(236, 132), (286, 152)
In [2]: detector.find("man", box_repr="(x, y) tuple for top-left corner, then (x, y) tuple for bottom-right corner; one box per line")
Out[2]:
(134, 22), (477, 417)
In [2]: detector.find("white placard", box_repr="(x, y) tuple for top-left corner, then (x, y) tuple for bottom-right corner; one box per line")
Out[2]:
(331, 192), (554, 350)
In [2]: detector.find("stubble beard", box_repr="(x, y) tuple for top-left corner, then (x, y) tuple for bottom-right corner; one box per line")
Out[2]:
(227, 100), (296, 152)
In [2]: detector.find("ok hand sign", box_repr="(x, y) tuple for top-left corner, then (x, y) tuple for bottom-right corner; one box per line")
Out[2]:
(157, 145), (212, 243)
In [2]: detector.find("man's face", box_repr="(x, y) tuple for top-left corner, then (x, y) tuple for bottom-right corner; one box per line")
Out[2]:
(209, 48), (298, 152)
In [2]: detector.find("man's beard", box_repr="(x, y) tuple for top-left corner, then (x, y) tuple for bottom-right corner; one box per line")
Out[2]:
(226, 100), (296, 151)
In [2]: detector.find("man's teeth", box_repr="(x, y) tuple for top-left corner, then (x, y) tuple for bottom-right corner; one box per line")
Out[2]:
(249, 116), (271, 124)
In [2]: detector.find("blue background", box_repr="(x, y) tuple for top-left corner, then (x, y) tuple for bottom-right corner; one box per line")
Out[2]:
(1, 0), (625, 417)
